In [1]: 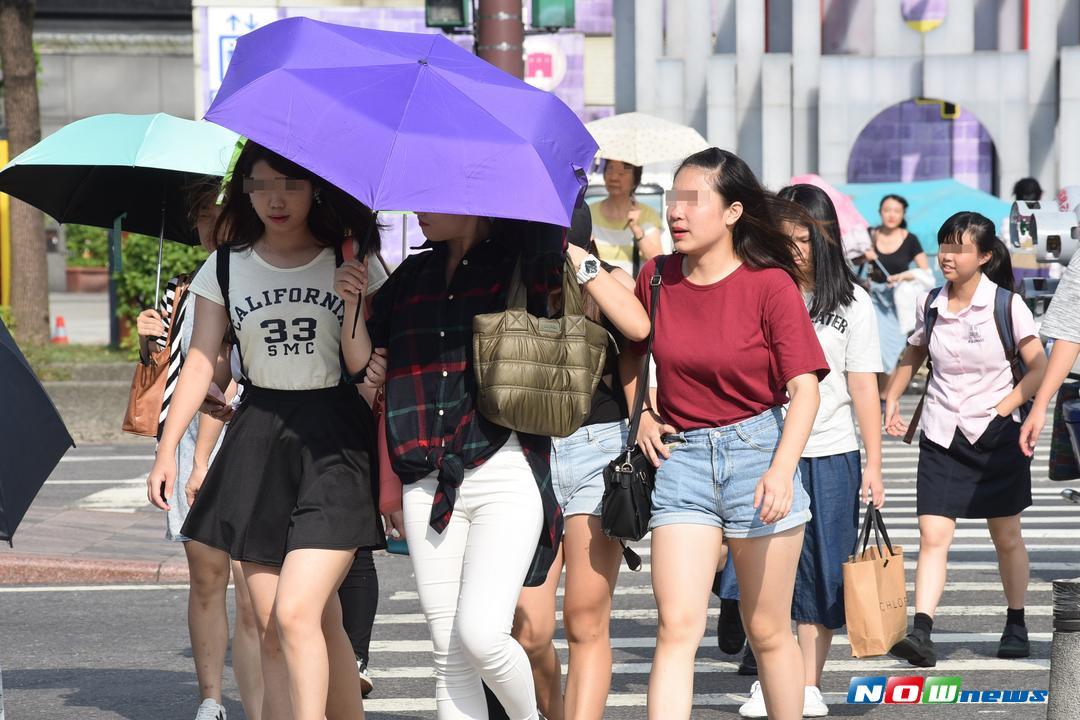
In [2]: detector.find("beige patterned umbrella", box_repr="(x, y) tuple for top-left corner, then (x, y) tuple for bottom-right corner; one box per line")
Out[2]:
(585, 112), (710, 167)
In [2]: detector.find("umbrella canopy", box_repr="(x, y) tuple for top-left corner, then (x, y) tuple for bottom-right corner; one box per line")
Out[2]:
(205, 17), (597, 227)
(789, 173), (872, 259)
(838, 179), (1011, 254)
(585, 112), (709, 168)
(0, 318), (74, 543)
(0, 113), (239, 244)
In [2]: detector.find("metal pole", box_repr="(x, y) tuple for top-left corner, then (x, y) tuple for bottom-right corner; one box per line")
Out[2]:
(476, 0), (524, 79)
(1048, 578), (1080, 719)
(108, 215), (125, 349)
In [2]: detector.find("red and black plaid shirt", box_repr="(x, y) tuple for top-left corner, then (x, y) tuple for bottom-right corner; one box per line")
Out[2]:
(367, 220), (566, 587)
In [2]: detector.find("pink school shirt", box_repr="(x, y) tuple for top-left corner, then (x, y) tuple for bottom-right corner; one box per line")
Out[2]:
(907, 273), (1037, 448)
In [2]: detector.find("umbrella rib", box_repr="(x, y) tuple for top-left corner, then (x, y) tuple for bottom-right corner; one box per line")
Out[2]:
(370, 44), (439, 210)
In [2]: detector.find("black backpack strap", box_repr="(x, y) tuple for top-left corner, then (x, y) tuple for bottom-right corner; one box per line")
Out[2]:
(992, 285), (1032, 421)
(903, 286), (944, 444)
(215, 247), (249, 385)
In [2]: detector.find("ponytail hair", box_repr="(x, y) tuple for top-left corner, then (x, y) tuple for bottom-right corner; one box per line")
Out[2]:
(937, 211), (1015, 291)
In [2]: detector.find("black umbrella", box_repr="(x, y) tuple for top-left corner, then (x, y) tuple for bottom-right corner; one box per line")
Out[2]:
(0, 318), (75, 544)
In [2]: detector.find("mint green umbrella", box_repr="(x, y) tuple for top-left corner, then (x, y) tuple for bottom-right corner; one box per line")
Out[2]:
(0, 113), (240, 306)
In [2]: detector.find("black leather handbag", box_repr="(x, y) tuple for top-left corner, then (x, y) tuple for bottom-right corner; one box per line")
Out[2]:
(601, 257), (666, 561)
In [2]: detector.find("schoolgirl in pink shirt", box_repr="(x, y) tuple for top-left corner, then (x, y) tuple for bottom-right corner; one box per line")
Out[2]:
(884, 212), (1047, 668)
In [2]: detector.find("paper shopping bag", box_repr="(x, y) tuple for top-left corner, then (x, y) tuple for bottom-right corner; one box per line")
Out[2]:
(843, 505), (907, 657)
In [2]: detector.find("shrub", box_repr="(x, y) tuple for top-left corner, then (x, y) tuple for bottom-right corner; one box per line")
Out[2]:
(65, 224), (110, 268)
(115, 233), (207, 349)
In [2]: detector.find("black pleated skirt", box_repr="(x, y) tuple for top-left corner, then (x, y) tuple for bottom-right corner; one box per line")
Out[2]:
(916, 414), (1032, 519)
(181, 384), (385, 566)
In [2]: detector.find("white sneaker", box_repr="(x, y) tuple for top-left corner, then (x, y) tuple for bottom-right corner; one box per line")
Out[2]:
(194, 699), (226, 720)
(357, 658), (374, 698)
(738, 681), (768, 718)
(803, 685), (829, 717)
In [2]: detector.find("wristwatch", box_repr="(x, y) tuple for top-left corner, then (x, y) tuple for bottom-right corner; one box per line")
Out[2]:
(576, 254), (601, 284)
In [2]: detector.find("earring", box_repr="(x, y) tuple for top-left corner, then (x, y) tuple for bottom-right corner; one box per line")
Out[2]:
(313, 189), (322, 205)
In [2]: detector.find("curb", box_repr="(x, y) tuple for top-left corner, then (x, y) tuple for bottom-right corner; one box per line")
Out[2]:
(0, 554), (189, 585)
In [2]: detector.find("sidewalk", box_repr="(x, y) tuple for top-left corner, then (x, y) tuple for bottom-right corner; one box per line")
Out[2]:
(0, 445), (188, 586)
(49, 291), (110, 344)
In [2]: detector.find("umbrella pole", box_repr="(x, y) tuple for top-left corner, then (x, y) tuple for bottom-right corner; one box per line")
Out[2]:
(154, 197), (166, 311)
(401, 214), (407, 263)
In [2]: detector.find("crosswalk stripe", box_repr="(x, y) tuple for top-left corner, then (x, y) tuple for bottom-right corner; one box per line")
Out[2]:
(369, 631), (1053, 655)
(363, 686), (1049, 713)
(388, 580), (1053, 602)
(624, 546), (1076, 573)
(364, 657), (1050, 680)
(373, 605), (1054, 625)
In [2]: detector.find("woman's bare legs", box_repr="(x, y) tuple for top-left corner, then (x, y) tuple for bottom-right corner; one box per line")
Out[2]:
(729, 527), (806, 720)
(231, 559), (264, 720)
(184, 540), (231, 704)
(513, 545), (564, 720)
(561, 516), (623, 720)
(241, 563), (292, 720)
(647, 524), (724, 720)
(274, 548), (362, 720)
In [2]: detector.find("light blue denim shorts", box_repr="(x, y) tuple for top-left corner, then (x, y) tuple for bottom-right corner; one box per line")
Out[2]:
(551, 420), (628, 517)
(649, 407), (812, 538)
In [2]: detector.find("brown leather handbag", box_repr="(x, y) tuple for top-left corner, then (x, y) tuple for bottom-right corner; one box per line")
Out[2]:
(122, 278), (190, 437)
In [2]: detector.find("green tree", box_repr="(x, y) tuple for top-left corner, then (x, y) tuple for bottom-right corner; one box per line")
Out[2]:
(0, 0), (49, 344)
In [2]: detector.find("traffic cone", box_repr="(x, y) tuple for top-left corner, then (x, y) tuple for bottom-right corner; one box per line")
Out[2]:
(51, 315), (69, 345)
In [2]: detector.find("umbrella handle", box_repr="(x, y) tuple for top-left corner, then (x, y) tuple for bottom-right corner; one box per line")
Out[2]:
(351, 212), (379, 339)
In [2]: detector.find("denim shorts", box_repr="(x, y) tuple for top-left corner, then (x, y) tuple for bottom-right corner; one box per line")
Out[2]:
(551, 420), (628, 517)
(649, 407), (812, 538)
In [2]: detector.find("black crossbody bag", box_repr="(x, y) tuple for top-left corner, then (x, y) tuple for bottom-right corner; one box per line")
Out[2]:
(601, 257), (667, 563)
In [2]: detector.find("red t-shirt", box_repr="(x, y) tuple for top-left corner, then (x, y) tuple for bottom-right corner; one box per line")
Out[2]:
(632, 256), (829, 431)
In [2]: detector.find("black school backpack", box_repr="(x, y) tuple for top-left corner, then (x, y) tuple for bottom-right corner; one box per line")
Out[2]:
(904, 284), (1031, 444)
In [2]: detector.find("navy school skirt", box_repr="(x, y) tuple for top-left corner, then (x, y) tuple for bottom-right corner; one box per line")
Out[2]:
(916, 415), (1032, 519)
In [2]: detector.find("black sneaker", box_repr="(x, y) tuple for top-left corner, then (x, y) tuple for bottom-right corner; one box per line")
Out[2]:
(889, 628), (937, 667)
(997, 623), (1030, 658)
(737, 645), (758, 676)
(717, 599), (746, 654)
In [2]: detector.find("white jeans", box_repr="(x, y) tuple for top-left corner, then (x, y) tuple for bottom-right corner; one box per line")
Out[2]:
(403, 437), (544, 720)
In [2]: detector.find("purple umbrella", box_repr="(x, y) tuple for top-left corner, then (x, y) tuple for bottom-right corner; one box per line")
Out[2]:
(205, 17), (597, 227)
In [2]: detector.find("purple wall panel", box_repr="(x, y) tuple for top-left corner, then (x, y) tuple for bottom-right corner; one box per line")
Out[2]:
(847, 99), (994, 193)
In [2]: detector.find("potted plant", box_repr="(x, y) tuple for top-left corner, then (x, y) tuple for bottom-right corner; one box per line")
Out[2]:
(64, 225), (110, 292)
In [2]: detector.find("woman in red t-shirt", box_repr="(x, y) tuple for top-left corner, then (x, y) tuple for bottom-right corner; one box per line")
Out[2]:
(621, 149), (829, 720)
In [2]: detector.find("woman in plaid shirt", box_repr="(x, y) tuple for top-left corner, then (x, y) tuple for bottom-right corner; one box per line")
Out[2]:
(353, 213), (566, 720)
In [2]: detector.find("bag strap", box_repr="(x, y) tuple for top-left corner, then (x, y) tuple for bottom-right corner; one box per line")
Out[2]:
(623, 256), (668, 454)
(992, 285), (1033, 421)
(852, 502), (898, 561)
(903, 286), (943, 444)
(158, 275), (191, 354)
(215, 247), (249, 384)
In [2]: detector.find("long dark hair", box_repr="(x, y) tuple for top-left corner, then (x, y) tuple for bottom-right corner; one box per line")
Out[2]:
(214, 141), (378, 255)
(777, 184), (857, 317)
(674, 148), (803, 281)
(878, 193), (909, 229)
(938, 211), (1014, 290)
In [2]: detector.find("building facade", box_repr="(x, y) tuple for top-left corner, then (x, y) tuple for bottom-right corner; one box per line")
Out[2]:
(617, 0), (1080, 200)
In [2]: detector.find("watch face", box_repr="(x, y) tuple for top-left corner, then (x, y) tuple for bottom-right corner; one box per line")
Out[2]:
(584, 259), (599, 274)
